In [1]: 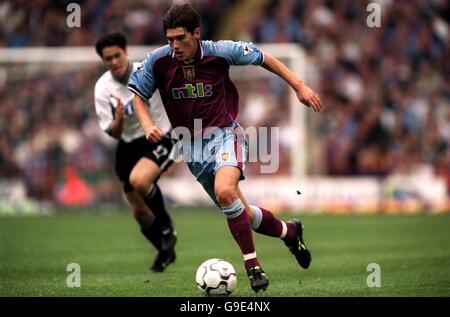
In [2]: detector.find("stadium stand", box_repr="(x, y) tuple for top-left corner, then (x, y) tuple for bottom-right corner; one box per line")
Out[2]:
(0, 0), (448, 211)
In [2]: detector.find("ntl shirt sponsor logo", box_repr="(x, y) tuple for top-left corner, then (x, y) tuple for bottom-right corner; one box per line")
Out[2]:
(172, 83), (212, 99)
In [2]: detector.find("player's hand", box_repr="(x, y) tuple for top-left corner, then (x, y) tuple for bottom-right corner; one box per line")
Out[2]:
(145, 125), (163, 143)
(113, 96), (125, 122)
(296, 84), (322, 112)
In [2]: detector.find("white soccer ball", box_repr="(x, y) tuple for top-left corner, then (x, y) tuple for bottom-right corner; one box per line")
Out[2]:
(195, 258), (237, 296)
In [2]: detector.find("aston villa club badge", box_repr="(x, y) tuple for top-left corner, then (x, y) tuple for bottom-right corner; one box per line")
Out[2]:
(182, 65), (195, 80)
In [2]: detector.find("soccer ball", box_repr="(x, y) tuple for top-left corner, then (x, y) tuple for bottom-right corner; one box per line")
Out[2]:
(195, 258), (237, 296)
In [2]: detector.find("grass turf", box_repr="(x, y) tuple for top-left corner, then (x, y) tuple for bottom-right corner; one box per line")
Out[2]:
(1, 208), (449, 297)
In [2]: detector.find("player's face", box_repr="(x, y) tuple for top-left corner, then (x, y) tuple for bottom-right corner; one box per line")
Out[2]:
(166, 27), (200, 61)
(101, 46), (128, 78)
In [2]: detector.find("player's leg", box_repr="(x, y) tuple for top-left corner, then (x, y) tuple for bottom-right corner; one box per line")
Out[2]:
(124, 190), (158, 248)
(124, 190), (175, 272)
(129, 135), (176, 248)
(237, 186), (293, 240)
(238, 187), (311, 269)
(115, 139), (174, 272)
(215, 166), (257, 270)
(229, 119), (312, 269)
(129, 156), (176, 272)
(215, 166), (268, 292)
(129, 157), (173, 232)
(182, 123), (268, 292)
(115, 139), (163, 250)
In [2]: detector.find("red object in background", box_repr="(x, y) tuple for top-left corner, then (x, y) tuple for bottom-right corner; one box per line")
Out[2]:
(57, 167), (95, 206)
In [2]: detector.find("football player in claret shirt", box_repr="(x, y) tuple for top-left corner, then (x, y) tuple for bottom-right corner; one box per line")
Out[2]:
(94, 32), (177, 273)
(128, 4), (322, 292)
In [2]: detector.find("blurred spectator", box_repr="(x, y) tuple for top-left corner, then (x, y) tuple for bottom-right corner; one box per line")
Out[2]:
(56, 166), (95, 206)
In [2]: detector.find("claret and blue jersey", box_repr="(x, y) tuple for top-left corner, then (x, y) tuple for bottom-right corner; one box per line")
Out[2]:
(128, 40), (265, 134)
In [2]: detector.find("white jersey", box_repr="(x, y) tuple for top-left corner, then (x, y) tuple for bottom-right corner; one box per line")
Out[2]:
(94, 62), (171, 143)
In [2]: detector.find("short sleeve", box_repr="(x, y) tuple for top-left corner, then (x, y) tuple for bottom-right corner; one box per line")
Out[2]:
(128, 54), (157, 101)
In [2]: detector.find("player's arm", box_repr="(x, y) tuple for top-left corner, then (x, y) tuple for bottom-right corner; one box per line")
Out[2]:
(261, 52), (322, 112)
(211, 40), (322, 112)
(94, 84), (124, 140)
(133, 94), (163, 143)
(128, 54), (163, 142)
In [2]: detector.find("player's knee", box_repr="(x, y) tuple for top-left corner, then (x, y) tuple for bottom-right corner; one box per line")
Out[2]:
(129, 175), (151, 196)
(215, 186), (238, 206)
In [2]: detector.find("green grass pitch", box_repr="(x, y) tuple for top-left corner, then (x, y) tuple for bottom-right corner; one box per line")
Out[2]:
(1, 208), (449, 296)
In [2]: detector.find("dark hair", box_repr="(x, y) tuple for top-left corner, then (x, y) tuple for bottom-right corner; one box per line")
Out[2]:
(163, 4), (200, 34)
(95, 32), (127, 57)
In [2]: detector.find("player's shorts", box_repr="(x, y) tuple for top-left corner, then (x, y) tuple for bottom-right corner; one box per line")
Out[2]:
(181, 121), (247, 206)
(115, 134), (175, 192)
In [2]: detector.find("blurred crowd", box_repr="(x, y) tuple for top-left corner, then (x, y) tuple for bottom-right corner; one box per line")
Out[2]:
(243, 0), (449, 184)
(0, 0), (231, 46)
(0, 64), (113, 202)
(0, 0), (449, 205)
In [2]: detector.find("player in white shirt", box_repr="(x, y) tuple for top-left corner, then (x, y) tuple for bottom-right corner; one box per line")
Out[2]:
(94, 32), (176, 272)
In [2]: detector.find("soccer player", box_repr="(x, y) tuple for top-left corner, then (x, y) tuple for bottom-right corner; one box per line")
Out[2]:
(94, 32), (177, 273)
(128, 4), (322, 292)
